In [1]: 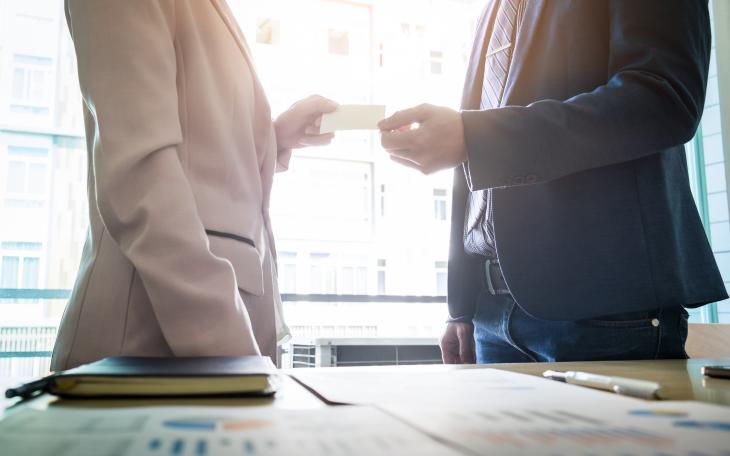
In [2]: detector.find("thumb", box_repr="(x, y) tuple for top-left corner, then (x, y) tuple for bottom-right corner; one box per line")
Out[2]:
(303, 95), (339, 115)
(378, 104), (432, 131)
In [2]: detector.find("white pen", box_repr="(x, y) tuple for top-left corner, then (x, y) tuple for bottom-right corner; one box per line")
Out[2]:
(543, 370), (663, 400)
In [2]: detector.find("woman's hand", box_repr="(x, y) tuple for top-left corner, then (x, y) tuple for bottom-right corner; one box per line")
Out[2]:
(274, 95), (338, 150)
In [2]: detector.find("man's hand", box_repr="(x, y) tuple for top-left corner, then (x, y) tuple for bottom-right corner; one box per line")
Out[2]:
(378, 104), (467, 175)
(440, 322), (476, 364)
(274, 95), (338, 150)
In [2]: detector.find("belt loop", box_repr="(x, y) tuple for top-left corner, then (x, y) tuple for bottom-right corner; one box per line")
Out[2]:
(485, 258), (499, 295)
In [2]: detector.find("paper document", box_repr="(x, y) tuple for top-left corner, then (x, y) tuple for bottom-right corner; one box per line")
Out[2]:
(319, 104), (386, 133)
(0, 405), (460, 456)
(289, 366), (645, 407)
(384, 401), (730, 456)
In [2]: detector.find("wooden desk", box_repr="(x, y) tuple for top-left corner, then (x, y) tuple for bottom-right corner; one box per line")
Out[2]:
(489, 358), (730, 406)
(2, 358), (729, 419)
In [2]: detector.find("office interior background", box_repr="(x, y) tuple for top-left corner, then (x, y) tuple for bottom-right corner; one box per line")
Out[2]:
(0, 0), (728, 375)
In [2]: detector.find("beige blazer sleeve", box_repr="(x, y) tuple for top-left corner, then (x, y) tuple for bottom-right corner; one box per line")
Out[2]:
(66, 0), (260, 356)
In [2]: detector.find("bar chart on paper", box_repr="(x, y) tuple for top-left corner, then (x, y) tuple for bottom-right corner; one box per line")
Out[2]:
(385, 402), (730, 456)
(0, 406), (462, 456)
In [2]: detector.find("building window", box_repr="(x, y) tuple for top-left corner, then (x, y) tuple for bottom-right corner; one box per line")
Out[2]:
(6, 161), (26, 193)
(1, 257), (20, 288)
(22, 257), (40, 288)
(310, 253), (337, 293)
(256, 18), (280, 45)
(10, 54), (53, 115)
(377, 259), (386, 294)
(430, 50), (444, 75)
(379, 184), (386, 217)
(340, 255), (368, 294)
(433, 188), (448, 221)
(278, 251), (297, 293)
(4, 146), (49, 205)
(435, 260), (447, 295)
(328, 29), (349, 56)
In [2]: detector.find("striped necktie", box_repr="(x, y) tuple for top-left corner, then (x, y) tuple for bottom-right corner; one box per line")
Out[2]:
(464, 0), (523, 257)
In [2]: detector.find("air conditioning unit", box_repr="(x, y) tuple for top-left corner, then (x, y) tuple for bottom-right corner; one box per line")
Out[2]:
(285, 337), (442, 368)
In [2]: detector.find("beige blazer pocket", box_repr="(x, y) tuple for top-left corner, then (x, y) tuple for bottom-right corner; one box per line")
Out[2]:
(206, 230), (265, 296)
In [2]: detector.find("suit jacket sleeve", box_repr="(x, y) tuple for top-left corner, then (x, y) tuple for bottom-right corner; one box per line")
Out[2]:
(67, 0), (260, 356)
(461, 0), (710, 190)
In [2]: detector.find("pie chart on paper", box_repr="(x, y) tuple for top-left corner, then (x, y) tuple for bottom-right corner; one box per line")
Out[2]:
(163, 417), (274, 432)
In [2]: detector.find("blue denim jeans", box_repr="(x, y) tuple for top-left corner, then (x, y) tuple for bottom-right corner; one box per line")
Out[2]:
(473, 291), (689, 363)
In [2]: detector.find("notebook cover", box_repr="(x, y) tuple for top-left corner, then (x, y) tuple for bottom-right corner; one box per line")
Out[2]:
(56, 356), (275, 379)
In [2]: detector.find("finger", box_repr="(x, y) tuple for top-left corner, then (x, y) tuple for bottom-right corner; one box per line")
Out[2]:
(378, 104), (431, 131)
(299, 133), (335, 147)
(304, 125), (320, 135)
(302, 95), (339, 114)
(389, 155), (423, 172)
(457, 325), (475, 364)
(442, 347), (459, 364)
(380, 129), (420, 151)
(440, 334), (460, 364)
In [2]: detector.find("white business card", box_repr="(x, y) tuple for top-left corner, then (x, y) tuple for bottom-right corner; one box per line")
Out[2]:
(319, 104), (386, 133)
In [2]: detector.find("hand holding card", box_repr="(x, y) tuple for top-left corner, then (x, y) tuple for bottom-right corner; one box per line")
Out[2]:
(319, 105), (387, 134)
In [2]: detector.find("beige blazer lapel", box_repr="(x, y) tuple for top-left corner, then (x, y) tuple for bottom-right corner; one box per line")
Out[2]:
(209, 0), (274, 170)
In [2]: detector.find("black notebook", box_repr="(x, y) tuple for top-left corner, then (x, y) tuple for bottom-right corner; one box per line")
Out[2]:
(39, 356), (277, 398)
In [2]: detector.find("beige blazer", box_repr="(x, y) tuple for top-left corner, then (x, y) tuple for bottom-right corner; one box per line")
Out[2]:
(51, 0), (290, 370)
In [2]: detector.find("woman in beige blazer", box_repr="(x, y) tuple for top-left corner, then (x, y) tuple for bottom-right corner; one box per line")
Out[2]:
(51, 0), (337, 370)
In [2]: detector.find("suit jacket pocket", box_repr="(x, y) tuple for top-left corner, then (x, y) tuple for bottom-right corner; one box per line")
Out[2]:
(207, 230), (265, 296)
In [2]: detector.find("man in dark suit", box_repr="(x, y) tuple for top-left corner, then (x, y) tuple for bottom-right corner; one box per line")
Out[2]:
(378, 0), (726, 363)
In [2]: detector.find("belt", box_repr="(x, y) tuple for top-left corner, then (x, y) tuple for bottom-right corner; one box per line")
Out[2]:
(484, 258), (511, 295)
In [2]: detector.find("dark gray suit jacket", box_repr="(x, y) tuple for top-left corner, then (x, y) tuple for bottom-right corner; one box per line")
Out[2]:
(448, 0), (727, 322)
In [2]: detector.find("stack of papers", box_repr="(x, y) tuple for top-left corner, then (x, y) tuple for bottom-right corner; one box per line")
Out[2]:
(290, 367), (730, 455)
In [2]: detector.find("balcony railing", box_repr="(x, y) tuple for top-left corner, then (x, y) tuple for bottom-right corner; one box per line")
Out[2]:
(0, 288), (447, 377)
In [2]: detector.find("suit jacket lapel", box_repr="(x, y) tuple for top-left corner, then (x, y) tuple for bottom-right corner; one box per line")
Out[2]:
(209, 0), (255, 67)
(209, 0), (273, 144)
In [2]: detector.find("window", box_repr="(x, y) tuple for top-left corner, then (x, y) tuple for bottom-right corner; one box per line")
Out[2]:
(6, 161), (26, 193)
(328, 29), (349, 56)
(1, 257), (20, 288)
(10, 54), (53, 115)
(435, 261), (448, 295)
(683, 0), (730, 323)
(256, 18), (280, 45)
(278, 252), (297, 293)
(4, 146), (49, 203)
(21, 257), (40, 288)
(377, 259), (386, 294)
(430, 50), (444, 75)
(0, 0), (521, 371)
(1, 256), (40, 289)
(433, 188), (448, 221)
(340, 256), (368, 294)
(310, 253), (336, 294)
